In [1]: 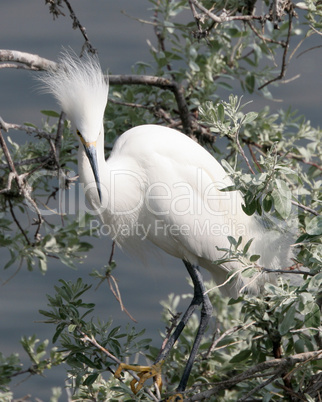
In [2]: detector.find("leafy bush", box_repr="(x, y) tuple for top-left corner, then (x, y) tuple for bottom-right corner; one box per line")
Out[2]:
(0, 0), (321, 401)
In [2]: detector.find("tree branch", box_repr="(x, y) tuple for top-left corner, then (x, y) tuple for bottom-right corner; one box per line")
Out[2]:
(235, 128), (255, 174)
(244, 137), (322, 173)
(258, 7), (294, 90)
(61, 0), (96, 55)
(0, 50), (193, 135)
(0, 128), (43, 240)
(108, 75), (192, 134)
(0, 116), (56, 140)
(190, 0), (266, 23)
(185, 350), (322, 401)
(0, 49), (56, 70)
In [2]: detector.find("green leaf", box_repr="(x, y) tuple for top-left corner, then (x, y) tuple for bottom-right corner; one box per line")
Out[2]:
(38, 257), (47, 273)
(278, 304), (296, 335)
(227, 236), (237, 246)
(243, 238), (254, 254)
(53, 323), (66, 344)
(256, 198), (262, 215)
(263, 193), (273, 212)
(83, 372), (99, 386)
(189, 60), (200, 72)
(242, 198), (257, 216)
(304, 394), (316, 402)
(243, 111), (258, 124)
(41, 110), (61, 118)
(109, 326), (121, 338)
(75, 353), (97, 369)
(230, 349), (252, 363)
(217, 103), (225, 122)
(245, 75), (255, 94)
(304, 304), (321, 328)
(38, 309), (57, 319)
(306, 215), (322, 235)
(294, 339), (305, 354)
(272, 179), (292, 219)
(221, 159), (235, 174)
(68, 324), (77, 333)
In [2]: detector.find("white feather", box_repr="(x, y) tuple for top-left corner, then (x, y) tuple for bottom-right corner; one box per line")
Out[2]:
(40, 51), (295, 299)
(38, 50), (109, 142)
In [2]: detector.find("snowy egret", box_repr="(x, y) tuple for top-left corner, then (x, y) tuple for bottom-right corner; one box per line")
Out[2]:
(40, 51), (293, 396)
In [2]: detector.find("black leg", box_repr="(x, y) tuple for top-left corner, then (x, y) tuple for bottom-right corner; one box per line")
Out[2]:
(155, 260), (213, 392)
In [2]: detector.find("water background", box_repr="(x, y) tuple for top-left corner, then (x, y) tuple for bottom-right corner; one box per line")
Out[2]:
(0, 1), (321, 400)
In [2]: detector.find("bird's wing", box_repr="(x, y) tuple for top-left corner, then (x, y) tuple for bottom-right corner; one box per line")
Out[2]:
(111, 125), (252, 267)
(106, 125), (289, 297)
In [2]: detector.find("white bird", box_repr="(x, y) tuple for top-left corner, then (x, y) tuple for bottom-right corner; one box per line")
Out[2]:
(40, 51), (293, 396)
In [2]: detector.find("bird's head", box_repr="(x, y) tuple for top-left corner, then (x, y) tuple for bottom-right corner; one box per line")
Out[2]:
(39, 50), (109, 202)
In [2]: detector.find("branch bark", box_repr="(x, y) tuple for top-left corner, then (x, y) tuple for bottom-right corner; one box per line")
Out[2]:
(0, 128), (43, 240)
(185, 350), (322, 401)
(0, 49), (56, 70)
(0, 50), (193, 135)
(190, 0), (267, 23)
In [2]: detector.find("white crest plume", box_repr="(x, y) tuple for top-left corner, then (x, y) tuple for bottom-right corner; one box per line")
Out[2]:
(38, 49), (109, 140)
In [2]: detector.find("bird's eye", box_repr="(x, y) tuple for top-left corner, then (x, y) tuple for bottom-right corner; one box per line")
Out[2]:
(76, 129), (82, 138)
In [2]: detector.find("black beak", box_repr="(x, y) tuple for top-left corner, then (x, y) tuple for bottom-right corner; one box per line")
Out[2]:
(83, 142), (102, 203)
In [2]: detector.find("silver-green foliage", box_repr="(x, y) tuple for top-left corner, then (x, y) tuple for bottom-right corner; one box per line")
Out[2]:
(0, 0), (321, 400)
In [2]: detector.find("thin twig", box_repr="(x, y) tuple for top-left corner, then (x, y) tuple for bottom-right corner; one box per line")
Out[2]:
(0, 128), (43, 238)
(245, 138), (322, 172)
(153, 1), (173, 77)
(55, 111), (65, 155)
(247, 143), (263, 172)
(247, 20), (286, 47)
(0, 116), (56, 140)
(107, 274), (137, 323)
(235, 129), (255, 174)
(8, 199), (30, 245)
(77, 328), (158, 401)
(109, 98), (152, 110)
(188, 0), (213, 44)
(108, 241), (116, 266)
(94, 242), (137, 322)
(62, 0), (96, 55)
(284, 153), (322, 171)
(190, 0), (266, 23)
(237, 368), (284, 402)
(203, 323), (255, 359)
(258, 9), (294, 90)
(262, 268), (315, 276)
(0, 156), (52, 170)
(160, 310), (182, 352)
(109, 75), (192, 135)
(290, 200), (319, 216)
(1, 257), (24, 286)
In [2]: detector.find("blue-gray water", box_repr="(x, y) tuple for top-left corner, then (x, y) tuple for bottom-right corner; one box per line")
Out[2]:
(1, 1), (322, 400)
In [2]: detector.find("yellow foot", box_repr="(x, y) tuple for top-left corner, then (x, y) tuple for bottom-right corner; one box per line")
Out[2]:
(166, 394), (184, 402)
(114, 360), (164, 394)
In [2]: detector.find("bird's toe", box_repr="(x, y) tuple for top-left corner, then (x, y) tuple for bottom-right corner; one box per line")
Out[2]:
(114, 360), (164, 394)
